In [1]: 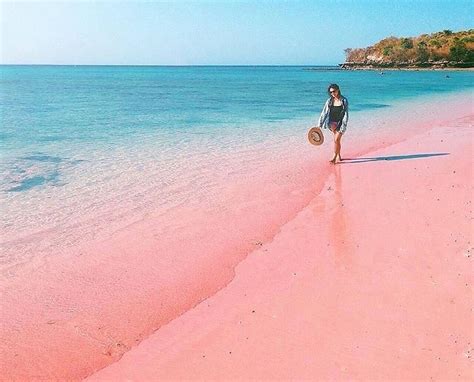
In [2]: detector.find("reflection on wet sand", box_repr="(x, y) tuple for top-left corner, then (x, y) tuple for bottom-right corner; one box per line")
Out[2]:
(328, 165), (353, 269)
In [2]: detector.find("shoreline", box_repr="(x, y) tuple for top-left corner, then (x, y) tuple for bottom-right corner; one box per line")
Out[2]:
(338, 65), (474, 71)
(1, 93), (473, 380)
(88, 116), (473, 380)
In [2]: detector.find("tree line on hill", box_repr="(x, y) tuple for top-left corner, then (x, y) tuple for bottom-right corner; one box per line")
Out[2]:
(342, 29), (474, 68)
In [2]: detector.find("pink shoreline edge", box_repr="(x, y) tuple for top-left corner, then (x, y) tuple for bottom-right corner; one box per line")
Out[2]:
(88, 117), (473, 381)
(1, 95), (472, 380)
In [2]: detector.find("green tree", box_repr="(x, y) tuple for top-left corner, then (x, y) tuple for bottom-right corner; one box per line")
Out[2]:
(449, 41), (474, 62)
(416, 41), (430, 62)
(400, 38), (413, 49)
(383, 46), (393, 56)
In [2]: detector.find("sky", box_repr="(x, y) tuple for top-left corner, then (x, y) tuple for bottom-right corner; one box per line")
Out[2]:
(1, 0), (473, 65)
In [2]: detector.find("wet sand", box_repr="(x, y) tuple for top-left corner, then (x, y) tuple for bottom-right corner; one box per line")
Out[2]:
(87, 117), (473, 380)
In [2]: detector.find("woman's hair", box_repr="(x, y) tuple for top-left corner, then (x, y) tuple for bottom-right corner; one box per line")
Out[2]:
(327, 83), (341, 95)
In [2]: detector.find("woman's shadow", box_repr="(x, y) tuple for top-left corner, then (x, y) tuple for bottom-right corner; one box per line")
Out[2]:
(340, 152), (449, 164)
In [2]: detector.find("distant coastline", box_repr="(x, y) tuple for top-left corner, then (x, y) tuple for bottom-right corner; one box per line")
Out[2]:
(339, 63), (474, 71)
(340, 29), (474, 71)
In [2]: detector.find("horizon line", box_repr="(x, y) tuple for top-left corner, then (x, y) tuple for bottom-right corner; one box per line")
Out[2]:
(0, 63), (341, 67)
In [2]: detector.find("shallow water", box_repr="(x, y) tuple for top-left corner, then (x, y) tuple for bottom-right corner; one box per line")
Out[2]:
(1, 65), (473, 273)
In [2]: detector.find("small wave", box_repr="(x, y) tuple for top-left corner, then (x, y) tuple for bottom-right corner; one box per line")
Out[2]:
(352, 103), (391, 111)
(7, 171), (60, 192)
(22, 154), (63, 163)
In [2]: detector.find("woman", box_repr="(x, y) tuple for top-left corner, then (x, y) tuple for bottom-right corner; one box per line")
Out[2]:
(317, 84), (349, 164)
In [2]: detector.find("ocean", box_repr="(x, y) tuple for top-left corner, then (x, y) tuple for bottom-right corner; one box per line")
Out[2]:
(1, 65), (473, 273)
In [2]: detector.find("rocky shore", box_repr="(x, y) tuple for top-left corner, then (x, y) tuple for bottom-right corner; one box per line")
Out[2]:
(339, 61), (474, 70)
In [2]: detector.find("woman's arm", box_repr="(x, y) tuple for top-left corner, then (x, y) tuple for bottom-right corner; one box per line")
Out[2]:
(340, 98), (349, 133)
(317, 99), (330, 127)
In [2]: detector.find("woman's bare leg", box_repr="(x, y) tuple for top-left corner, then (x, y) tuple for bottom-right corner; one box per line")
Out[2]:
(335, 131), (343, 162)
(329, 125), (336, 163)
(329, 128), (343, 163)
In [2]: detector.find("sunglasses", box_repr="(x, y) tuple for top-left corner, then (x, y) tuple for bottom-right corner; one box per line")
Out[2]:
(329, 89), (338, 94)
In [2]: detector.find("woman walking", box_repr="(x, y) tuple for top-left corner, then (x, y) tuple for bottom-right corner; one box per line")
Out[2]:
(317, 84), (349, 164)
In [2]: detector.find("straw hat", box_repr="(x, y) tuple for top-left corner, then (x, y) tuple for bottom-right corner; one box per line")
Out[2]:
(307, 127), (324, 146)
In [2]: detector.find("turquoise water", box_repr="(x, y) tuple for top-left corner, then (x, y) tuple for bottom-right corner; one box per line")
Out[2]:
(2, 65), (473, 153)
(1, 65), (473, 271)
(0, 65), (472, 196)
(0, 65), (473, 195)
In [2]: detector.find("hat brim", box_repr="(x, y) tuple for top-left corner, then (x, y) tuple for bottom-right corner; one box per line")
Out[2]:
(308, 127), (324, 146)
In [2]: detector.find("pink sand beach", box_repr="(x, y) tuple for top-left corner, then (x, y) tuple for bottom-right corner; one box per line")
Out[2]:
(1, 95), (473, 380)
(88, 115), (473, 381)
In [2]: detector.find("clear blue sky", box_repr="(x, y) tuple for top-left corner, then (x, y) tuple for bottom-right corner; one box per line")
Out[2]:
(1, 0), (472, 65)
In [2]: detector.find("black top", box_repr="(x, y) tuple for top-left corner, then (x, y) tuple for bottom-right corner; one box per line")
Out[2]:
(329, 104), (344, 122)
